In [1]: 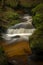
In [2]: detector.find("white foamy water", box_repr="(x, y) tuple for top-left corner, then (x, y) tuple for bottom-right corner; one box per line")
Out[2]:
(2, 14), (35, 43)
(7, 28), (35, 36)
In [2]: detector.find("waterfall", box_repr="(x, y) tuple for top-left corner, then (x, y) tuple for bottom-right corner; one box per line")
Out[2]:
(2, 14), (35, 43)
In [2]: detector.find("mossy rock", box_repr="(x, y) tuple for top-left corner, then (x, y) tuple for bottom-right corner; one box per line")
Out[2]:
(32, 13), (43, 28)
(32, 3), (43, 15)
(32, 3), (43, 28)
(29, 25), (43, 50)
(0, 10), (20, 28)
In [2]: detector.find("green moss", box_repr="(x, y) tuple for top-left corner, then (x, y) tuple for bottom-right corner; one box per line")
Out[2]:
(32, 3), (43, 28)
(1, 10), (20, 28)
(8, 20), (20, 27)
(32, 3), (43, 15)
(3, 11), (19, 20)
(29, 25), (43, 50)
(32, 13), (43, 28)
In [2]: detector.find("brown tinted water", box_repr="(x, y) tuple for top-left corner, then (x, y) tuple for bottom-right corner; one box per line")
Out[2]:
(0, 40), (43, 65)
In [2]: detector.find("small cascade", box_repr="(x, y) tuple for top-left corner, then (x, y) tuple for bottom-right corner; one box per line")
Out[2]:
(2, 14), (35, 43)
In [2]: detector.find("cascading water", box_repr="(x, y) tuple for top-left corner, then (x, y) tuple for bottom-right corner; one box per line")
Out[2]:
(2, 14), (35, 43)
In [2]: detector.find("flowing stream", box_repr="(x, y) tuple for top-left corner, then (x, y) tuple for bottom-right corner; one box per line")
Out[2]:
(2, 14), (35, 43)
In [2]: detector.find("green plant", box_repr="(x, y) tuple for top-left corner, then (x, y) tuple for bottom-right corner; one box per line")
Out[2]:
(29, 25), (43, 50)
(32, 13), (43, 28)
(32, 3), (43, 15)
(1, 10), (20, 28)
(32, 3), (43, 28)
(3, 11), (19, 20)
(8, 19), (20, 27)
